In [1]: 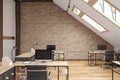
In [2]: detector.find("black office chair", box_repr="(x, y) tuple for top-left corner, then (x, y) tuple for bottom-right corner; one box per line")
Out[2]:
(27, 66), (51, 80)
(102, 50), (114, 69)
(116, 53), (120, 61)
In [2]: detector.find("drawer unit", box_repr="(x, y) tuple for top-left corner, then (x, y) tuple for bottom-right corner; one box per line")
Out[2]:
(0, 67), (15, 80)
(9, 67), (15, 80)
(3, 70), (10, 80)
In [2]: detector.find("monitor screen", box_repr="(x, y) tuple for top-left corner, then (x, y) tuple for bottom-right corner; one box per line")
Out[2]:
(47, 45), (56, 50)
(35, 50), (52, 60)
(97, 45), (107, 50)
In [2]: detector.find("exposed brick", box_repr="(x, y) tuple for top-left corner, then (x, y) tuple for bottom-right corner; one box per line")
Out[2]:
(20, 2), (113, 60)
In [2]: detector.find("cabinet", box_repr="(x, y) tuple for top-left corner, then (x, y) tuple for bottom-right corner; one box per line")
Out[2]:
(0, 74), (3, 80)
(0, 67), (15, 80)
(9, 68), (15, 80)
(3, 70), (10, 80)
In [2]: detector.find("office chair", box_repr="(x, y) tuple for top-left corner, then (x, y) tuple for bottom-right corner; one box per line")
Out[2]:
(27, 66), (51, 80)
(101, 50), (114, 69)
(116, 53), (120, 61)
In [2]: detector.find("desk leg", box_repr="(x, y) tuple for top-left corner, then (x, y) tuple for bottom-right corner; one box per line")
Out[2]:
(66, 66), (69, 80)
(52, 53), (54, 61)
(88, 52), (89, 65)
(63, 53), (64, 61)
(59, 54), (61, 61)
(88, 52), (90, 65)
(58, 67), (59, 80)
(112, 63), (114, 80)
(95, 54), (97, 66)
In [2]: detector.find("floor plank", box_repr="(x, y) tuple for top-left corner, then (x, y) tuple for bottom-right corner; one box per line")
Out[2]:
(49, 61), (120, 80)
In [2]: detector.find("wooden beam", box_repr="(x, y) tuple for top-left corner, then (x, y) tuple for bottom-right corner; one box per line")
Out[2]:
(79, 0), (98, 17)
(3, 36), (15, 40)
(15, 1), (21, 56)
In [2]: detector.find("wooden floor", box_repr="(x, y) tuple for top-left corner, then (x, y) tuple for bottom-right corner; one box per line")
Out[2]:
(49, 61), (120, 80)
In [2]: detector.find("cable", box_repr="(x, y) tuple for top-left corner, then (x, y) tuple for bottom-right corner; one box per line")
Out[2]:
(66, 0), (71, 12)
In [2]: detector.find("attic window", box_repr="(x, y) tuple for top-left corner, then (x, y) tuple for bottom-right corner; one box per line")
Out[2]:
(93, 0), (120, 27)
(72, 6), (81, 15)
(82, 15), (107, 32)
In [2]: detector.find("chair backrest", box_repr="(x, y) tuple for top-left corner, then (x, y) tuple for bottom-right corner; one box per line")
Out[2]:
(116, 53), (120, 61)
(105, 51), (114, 61)
(27, 66), (48, 80)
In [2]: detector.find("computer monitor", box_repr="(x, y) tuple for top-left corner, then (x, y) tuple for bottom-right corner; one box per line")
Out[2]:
(35, 50), (52, 61)
(47, 45), (56, 50)
(97, 45), (107, 50)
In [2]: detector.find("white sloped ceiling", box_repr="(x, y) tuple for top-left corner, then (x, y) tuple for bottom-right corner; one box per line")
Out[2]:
(106, 0), (120, 11)
(53, 0), (120, 51)
(53, 0), (70, 11)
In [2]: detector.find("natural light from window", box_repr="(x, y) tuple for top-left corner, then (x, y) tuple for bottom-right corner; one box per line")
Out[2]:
(72, 5), (107, 32)
(93, 0), (120, 27)
(82, 15), (107, 32)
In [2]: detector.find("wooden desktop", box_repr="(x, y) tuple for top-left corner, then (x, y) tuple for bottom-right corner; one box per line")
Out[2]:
(112, 61), (120, 80)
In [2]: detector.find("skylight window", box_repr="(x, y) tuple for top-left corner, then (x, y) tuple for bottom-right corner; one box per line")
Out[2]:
(73, 6), (81, 15)
(93, 0), (120, 27)
(82, 15), (107, 32)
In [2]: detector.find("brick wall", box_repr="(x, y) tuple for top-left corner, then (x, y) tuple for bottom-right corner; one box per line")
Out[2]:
(20, 2), (113, 60)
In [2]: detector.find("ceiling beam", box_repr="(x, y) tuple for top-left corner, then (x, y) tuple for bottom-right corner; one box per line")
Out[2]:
(79, 0), (97, 17)
(88, 0), (97, 6)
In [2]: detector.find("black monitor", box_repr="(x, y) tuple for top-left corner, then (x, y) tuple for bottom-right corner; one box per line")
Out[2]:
(97, 45), (107, 50)
(47, 45), (56, 50)
(35, 50), (52, 61)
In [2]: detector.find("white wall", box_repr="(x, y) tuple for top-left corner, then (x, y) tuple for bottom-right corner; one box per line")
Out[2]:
(3, 0), (15, 60)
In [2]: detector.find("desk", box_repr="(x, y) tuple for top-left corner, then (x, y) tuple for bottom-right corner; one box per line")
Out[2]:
(15, 51), (65, 61)
(15, 61), (69, 80)
(53, 51), (65, 61)
(112, 61), (120, 80)
(15, 52), (35, 61)
(88, 50), (106, 66)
